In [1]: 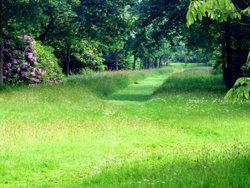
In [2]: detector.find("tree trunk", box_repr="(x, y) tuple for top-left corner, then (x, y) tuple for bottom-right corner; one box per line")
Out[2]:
(0, 43), (3, 86)
(0, 23), (3, 86)
(143, 57), (147, 69)
(0, 11), (3, 85)
(159, 57), (162, 68)
(154, 58), (158, 68)
(39, 19), (54, 42)
(65, 50), (71, 76)
(133, 55), (136, 70)
(223, 21), (234, 89)
(115, 53), (119, 71)
(147, 58), (150, 69)
(222, 21), (248, 89)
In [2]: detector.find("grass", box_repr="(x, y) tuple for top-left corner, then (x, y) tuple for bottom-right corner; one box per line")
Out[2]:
(0, 64), (249, 187)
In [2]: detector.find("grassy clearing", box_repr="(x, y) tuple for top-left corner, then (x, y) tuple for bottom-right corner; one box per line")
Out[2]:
(0, 64), (249, 187)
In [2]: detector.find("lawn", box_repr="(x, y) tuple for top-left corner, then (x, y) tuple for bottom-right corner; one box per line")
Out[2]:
(0, 64), (249, 187)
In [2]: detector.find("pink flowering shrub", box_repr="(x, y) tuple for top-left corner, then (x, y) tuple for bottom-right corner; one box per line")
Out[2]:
(35, 42), (64, 84)
(3, 36), (63, 85)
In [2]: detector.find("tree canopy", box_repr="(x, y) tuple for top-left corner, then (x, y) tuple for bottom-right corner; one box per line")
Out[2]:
(0, 0), (249, 92)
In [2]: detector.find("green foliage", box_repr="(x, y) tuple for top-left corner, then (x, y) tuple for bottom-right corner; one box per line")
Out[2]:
(72, 39), (105, 71)
(225, 77), (250, 102)
(35, 42), (64, 84)
(242, 7), (250, 16)
(187, 0), (241, 27)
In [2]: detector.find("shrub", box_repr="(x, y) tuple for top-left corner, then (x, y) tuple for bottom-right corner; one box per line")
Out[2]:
(36, 42), (64, 84)
(3, 36), (64, 85)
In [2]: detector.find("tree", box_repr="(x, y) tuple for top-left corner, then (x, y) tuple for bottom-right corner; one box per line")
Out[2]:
(187, 0), (250, 88)
(76, 0), (135, 70)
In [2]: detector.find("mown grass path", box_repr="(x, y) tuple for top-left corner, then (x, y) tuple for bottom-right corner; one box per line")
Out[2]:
(107, 69), (181, 102)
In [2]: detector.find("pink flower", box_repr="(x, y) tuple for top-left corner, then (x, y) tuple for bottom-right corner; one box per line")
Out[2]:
(32, 78), (40, 84)
(3, 47), (8, 53)
(21, 71), (29, 77)
(21, 62), (30, 69)
(7, 63), (12, 68)
(13, 59), (19, 64)
(6, 40), (11, 45)
(41, 70), (46, 76)
(25, 46), (30, 51)
(4, 70), (8, 75)
(26, 52), (33, 59)
(23, 35), (31, 41)
(31, 71), (36, 77)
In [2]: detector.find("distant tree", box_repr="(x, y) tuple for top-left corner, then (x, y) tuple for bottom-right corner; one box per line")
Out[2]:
(76, 0), (135, 70)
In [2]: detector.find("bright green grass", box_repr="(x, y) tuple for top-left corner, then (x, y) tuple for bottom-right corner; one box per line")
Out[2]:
(0, 64), (249, 187)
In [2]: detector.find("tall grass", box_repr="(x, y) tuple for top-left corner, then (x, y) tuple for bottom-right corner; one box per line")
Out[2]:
(0, 65), (249, 187)
(67, 67), (177, 97)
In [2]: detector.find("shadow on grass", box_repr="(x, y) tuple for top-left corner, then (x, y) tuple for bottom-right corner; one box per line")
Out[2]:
(107, 84), (159, 101)
(74, 148), (250, 188)
(106, 75), (172, 102)
(107, 94), (151, 102)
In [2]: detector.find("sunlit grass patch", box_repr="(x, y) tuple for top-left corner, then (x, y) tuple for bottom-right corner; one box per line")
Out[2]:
(155, 67), (226, 96)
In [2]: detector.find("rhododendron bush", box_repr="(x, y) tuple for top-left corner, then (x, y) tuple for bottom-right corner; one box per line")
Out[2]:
(3, 35), (64, 85)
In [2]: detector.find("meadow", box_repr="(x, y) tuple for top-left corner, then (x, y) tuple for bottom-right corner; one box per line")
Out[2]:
(0, 64), (249, 187)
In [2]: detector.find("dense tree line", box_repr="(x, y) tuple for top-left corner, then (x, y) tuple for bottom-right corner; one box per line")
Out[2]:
(0, 0), (249, 90)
